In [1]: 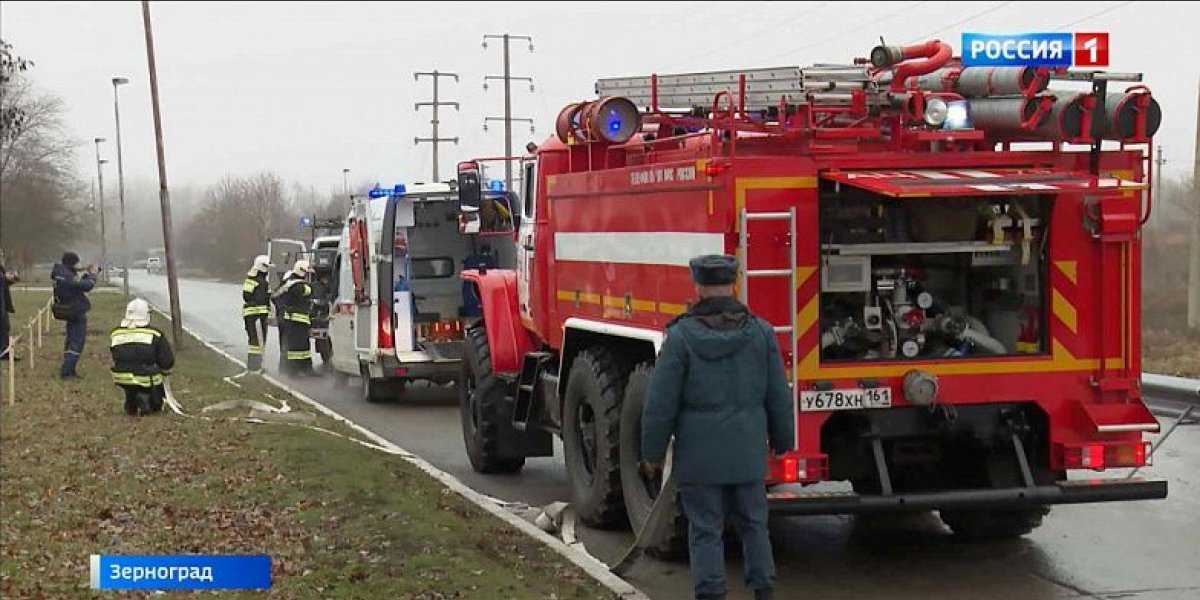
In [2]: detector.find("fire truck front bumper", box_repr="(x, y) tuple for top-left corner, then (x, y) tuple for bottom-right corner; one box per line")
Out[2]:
(767, 478), (1167, 515)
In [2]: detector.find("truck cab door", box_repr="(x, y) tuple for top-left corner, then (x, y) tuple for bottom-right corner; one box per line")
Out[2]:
(518, 160), (538, 327)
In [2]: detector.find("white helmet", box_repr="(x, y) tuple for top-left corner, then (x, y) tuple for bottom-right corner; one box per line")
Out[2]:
(121, 297), (152, 328)
(292, 259), (312, 276)
(251, 255), (273, 274)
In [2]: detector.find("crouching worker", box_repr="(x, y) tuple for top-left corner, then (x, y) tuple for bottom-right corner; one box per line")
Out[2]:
(110, 298), (175, 415)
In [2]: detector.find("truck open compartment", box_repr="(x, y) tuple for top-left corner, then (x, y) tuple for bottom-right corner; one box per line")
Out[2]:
(817, 170), (1057, 362)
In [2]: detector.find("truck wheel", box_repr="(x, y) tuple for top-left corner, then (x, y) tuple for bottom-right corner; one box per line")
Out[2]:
(939, 507), (1049, 539)
(563, 348), (627, 528)
(460, 325), (524, 474)
(618, 363), (689, 558)
(939, 458), (1057, 539)
(360, 364), (390, 403)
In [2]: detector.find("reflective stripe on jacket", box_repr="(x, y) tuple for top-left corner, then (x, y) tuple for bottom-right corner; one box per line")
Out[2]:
(242, 272), (270, 317)
(110, 325), (175, 387)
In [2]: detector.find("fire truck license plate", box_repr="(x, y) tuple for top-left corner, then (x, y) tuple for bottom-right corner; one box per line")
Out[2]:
(800, 388), (892, 412)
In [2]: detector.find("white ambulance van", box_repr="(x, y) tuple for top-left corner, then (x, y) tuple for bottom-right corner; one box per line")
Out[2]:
(328, 182), (515, 401)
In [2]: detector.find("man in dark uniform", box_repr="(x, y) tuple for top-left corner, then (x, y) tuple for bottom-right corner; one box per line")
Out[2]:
(242, 255), (272, 373)
(273, 259), (315, 376)
(110, 298), (175, 415)
(641, 254), (794, 600)
(0, 259), (18, 361)
(52, 252), (97, 379)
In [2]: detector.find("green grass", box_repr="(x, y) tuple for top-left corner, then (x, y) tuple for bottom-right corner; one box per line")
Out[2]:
(1, 291), (613, 599)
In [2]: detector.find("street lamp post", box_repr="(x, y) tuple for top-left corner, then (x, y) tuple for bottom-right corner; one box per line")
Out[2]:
(93, 138), (108, 284)
(111, 76), (131, 298)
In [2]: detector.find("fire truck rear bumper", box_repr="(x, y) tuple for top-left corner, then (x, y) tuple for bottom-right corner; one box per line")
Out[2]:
(767, 478), (1167, 515)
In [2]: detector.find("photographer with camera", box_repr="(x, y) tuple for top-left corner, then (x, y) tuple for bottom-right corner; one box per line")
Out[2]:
(51, 252), (96, 380)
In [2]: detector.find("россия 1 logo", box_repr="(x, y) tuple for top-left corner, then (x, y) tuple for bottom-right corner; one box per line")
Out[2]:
(962, 33), (1109, 68)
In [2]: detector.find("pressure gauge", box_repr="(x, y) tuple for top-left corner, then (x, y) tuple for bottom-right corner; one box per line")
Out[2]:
(901, 339), (921, 358)
(917, 292), (933, 310)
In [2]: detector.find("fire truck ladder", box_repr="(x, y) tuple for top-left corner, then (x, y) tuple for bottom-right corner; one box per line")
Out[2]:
(739, 208), (800, 448)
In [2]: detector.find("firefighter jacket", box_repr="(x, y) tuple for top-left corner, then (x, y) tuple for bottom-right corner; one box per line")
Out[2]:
(242, 271), (270, 317)
(110, 325), (175, 388)
(642, 296), (795, 485)
(273, 277), (313, 325)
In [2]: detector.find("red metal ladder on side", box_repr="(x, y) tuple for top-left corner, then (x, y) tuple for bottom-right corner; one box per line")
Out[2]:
(738, 207), (800, 448)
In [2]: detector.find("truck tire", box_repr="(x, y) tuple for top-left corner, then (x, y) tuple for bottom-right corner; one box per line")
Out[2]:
(563, 348), (627, 528)
(939, 507), (1049, 539)
(360, 364), (390, 403)
(618, 363), (688, 559)
(939, 458), (1057, 539)
(460, 325), (524, 474)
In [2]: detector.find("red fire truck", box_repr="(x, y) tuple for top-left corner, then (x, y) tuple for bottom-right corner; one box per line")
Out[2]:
(455, 40), (1167, 544)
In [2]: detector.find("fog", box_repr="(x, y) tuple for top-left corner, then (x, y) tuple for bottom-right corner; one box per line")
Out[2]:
(3, 1), (1199, 196)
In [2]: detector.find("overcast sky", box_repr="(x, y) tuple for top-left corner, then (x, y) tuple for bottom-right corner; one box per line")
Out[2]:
(3, 0), (1199, 196)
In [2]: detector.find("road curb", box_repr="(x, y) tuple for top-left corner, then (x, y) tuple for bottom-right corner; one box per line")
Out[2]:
(148, 305), (649, 600)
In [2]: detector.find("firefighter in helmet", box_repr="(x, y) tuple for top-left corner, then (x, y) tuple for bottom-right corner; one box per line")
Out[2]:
(242, 255), (272, 372)
(273, 259), (316, 376)
(110, 298), (175, 416)
(641, 254), (793, 600)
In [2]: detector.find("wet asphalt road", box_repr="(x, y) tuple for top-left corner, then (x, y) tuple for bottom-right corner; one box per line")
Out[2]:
(129, 271), (1200, 600)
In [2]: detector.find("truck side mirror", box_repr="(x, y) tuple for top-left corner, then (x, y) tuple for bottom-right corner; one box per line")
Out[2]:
(457, 163), (482, 211)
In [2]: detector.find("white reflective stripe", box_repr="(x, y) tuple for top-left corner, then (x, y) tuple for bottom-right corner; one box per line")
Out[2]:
(1012, 183), (1058, 190)
(952, 169), (1002, 178)
(969, 184), (1009, 192)
(554, 232), (724, 267)
(906, 170), (958, 180)
(111, 331), (156, 347)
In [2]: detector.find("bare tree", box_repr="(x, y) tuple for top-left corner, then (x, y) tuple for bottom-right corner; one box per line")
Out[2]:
(0, 45), (86, 272)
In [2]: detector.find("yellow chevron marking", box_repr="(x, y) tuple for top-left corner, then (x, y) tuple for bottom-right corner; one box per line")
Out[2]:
(795, 266), (816, 288)
(797, 296), (819, 337)
(1054, 260), (1078, 285)
(1053, 289), (1078, 334)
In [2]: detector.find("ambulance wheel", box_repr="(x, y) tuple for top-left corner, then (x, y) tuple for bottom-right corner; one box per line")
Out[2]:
(460, 325), (524, 474)
(563, 347), (627, 528)
(618, 363), (689, 559)
(360, 364), (389, 403)
(939, 507), (1049, 539)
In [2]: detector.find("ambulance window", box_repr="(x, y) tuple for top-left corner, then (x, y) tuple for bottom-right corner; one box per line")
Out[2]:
(411, 257), (455, 279)
(522, 161), (537, 220)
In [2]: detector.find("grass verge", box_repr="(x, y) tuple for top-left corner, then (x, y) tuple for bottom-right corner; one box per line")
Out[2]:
(1, 290), (613, 599)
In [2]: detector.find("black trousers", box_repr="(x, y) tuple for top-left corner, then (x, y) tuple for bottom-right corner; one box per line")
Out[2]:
(283, 320), (312, 374)
(244, 315), (268, 371)
(119, 384), (164, 415)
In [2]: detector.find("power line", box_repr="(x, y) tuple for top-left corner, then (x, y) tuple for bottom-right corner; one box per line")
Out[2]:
(1052, 0), (1136, 31)
(906, 1), (1014, 44)
(668, 2), (832, 71)
(761, 1), (928, 64)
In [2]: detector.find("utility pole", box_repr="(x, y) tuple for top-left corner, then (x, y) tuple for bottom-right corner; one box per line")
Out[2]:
(343, 168), (350, 196)
(93, 138), (109, 284)
(1188, 78), (1200, 330)
(483, 33), (534, 192)
(142, 0), (184, 347)
(111, 76), (131, 299)
(414, 70), (460, 183)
